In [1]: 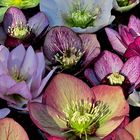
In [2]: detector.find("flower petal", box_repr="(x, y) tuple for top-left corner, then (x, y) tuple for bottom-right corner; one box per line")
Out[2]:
(20, 46), (37, 81)
(84, 68), (100, 85)
(118, 25), (134, 46)
(125, 117), (140, 140)
(127, 90), (140, 107)
(105, 28), (126, 55)
(0, 118), (29, 140)
(79, 34), (100, 67)
(124, 36), (140, 58)
(120, 56), (140, 84)
(94, 50), (123, 80)
(0, 45), (9, 67)
(43, 73), (94, 111)
(128, 15), (140, 33)
(43, 26), (82, 63)
(0, 108), (10, 119)
(8, 44), (25, 75)
(3, 7), (26, 33)
(28, 12), (49, 36)
(28, 103), (66, 138)
(114, 129), (134, 140)
(91, 85), (129, 137)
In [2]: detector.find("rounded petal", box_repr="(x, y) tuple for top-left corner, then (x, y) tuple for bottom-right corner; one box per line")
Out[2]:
(105, 28), (126, 55)
(43, 26), (82, 63)
(94, 50), (123, 80)
(3, 7), (26, 33)
(0, 108), (10, 119)
(8, 44), (25, 75)
(43, 73), (94, 113)
(0, 118), (29, 140)
(91, 85), (129, 137)
(120, 56), (140, 84)
(125, 117), (140, 140)
(79, 34), (100, 67)
(28, 12), (49, 36)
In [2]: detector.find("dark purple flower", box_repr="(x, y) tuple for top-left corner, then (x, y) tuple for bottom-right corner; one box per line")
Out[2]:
(43, 26), (100, 71)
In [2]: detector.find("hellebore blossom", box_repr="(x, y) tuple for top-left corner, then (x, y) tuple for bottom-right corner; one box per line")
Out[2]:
(29, 73), (129, 140)
(0, 0), (40, 23)
(0, 44), (55, 110)
(105, 15), (140, 58)
(113, 0), (139, 12)
(0, 118), (29, 140)
(84, 50), (140, 89)
(2, 7), (48, 48)
(40, 0), (115, 33)
(43, 26), (100, 72)
(113, 117), (140, 140)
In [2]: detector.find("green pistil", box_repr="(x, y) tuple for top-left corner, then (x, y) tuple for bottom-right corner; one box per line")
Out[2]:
(11, 67), (26, 82)
(117, 0), (129, 7)
(54, 47), (84, 69)
(8, 22), (31, 39)
(64, 1), (99, 28)
(64, 99), (110, 139)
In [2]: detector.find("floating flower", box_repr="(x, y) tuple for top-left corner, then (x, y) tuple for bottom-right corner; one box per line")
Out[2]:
(29, 73), (129, 139)
(43, 26), (100, 72)
(105, 15), (140, 58)
(40, 0), (115, 33)
(113, 0), (139, 12)
(0, 0), (40, 23)
(2, 7), (48, 48)
(84, 51), (140, 89)
(0, 44), (55, 110)
(0, 108), (10, 119)
(0, 118), (29, 140)
(113, 117), (140, 140)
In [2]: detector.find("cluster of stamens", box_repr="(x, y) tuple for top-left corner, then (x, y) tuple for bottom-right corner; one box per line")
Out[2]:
(8, 21), (31, 39)
(11, 66), (26, 82)
(54, 47), (84, 69)
(63, 98), (110, 139)
(107, 72), (125, 85)
(65, 1), (99, 28)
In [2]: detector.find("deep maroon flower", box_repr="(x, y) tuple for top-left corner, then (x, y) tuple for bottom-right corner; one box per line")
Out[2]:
(2, 6), (48, 48)
(43, 26), (100, 72)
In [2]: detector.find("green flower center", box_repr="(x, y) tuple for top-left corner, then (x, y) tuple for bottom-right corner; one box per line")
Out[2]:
(117, 0), (129, 7)
(64, 99), (110, 139)
(64, 1), (99, 28)
(11, 67), (26, 82)
(107, 72), (125, 85)
(8, 22), (31, 39)
(54, 47), (84, 69)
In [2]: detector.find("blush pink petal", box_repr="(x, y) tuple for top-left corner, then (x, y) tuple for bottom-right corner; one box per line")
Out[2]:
(91, 85), (129, 138)
(0, 118), (29, 140)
